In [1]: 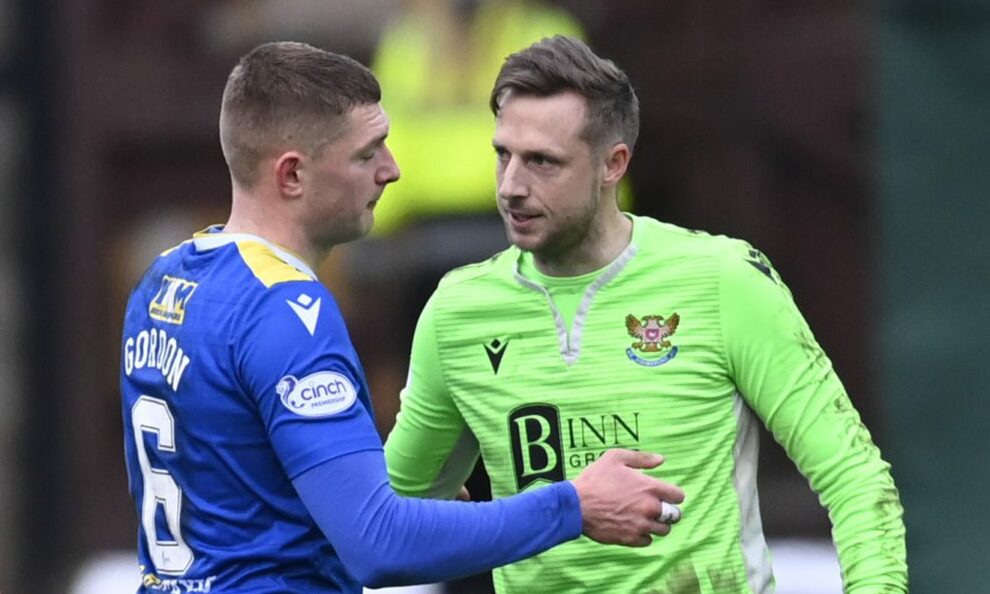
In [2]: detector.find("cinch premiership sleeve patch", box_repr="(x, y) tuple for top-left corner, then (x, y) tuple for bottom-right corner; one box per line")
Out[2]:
(276, 371), (358, 417)
(236, 281), (384, 479)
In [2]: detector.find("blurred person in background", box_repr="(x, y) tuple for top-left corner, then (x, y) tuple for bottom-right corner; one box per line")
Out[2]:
(119, 40), (686, 594)
(370, 0), (584, 236)
(385, 35), (908, 593)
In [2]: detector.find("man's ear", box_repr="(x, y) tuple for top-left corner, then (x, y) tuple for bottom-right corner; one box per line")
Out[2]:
(602, 143), (631, 187)
(274, 151), (304, 198)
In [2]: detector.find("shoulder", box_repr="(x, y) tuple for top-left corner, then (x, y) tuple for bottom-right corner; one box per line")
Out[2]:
(234, 241), (315, 289)
(192, 236), (342, 339)
(157, 238), (194, 259)
(420, 247), (526, 323)
(435, 247), (519, 294)
(233, 241), (330, 311)
(192, 236), (331, 310)
(630, 215), (764, 270)
(628, 216), (787, 302)
(242, 278), (342, 345)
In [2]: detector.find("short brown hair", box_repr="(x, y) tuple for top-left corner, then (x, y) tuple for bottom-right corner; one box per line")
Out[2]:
(219, 41), (381, 187)
(490, 36), (639, 153)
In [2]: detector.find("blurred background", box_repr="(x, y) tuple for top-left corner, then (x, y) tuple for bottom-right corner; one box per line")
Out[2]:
(1, 0), (988, 592)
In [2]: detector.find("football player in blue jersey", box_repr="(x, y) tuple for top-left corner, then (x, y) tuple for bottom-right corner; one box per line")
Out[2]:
(120, 41), (685, 594)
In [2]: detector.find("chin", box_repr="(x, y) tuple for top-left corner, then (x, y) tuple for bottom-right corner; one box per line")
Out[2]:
(351, 223), (373, 243)
(322, 225), (369, 248)
(508, 234), (542, 253)
(500, 222), (528, 249)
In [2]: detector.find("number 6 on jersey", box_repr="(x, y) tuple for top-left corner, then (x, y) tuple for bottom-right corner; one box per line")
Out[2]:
(131, 396), (194, 575)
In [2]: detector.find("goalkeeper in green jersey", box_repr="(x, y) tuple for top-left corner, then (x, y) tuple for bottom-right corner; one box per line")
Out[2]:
(385, 35), (907, 593)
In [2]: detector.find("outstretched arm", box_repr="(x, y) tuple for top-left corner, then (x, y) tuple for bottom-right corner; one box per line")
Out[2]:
(294, 449), (579, 588)
(294, 447), (683, 588)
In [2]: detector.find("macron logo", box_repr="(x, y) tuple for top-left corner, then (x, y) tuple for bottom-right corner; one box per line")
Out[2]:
(286, 293), (321, 336)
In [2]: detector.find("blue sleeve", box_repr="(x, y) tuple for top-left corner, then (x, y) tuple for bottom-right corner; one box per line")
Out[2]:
(237, 280), (384, 477)
(292, 449), (583, 588)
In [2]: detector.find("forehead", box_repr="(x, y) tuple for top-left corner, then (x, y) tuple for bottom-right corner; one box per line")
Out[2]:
(493, 91), (588, 150)
(333, 102), (389, 145)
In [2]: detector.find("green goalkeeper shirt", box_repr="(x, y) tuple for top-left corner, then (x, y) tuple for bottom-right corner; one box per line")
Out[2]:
(385, 215), (907, 593)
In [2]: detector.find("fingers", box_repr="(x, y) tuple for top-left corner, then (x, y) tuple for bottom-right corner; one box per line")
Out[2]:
(455, 486), (471, 502)
(606, 448), (664, 469)
(649, 521), (673, 537)
(621, 498), (684, 546)
(650, 480), (686, 505)
(602, 449), (686, 505)
(574, 449), (685, 547)
(636, 518), (675, 544)
(609, 449), (686, 505)
(607, 449), (685, 504)
(644, 501), (681, 537)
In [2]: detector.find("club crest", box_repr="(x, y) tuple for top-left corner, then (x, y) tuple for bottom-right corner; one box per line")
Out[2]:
(625, 313), (680, 367)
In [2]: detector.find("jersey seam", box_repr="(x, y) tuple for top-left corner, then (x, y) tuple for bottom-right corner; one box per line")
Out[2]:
(428, 298), (459, 422)
(426, 295), (475, 496)
(420, 302), (471, 456)
(717, 250), (735, 379)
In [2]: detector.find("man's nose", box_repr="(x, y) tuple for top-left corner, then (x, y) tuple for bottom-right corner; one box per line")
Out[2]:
(498, 157), (528, 199)
(378, 145), (400, 184)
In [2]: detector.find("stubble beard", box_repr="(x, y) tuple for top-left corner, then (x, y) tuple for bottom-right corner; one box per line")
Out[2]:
(312, 209), (373, 254)
(530, 178), (604, 270)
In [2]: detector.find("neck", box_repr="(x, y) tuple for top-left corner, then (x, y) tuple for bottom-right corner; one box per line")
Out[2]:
(224, 187), (324, 270)
(533, 210), (632, 277)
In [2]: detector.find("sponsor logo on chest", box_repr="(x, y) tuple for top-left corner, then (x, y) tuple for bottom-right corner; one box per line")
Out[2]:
(508, 404), (643, 491)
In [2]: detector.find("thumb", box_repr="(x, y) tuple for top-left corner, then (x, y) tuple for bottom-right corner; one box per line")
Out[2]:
(610, 449), (664, 469)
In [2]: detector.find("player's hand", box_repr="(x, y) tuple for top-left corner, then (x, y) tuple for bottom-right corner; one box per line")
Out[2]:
(571, 449), (685, 547)
(455, 485), (471, 502)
